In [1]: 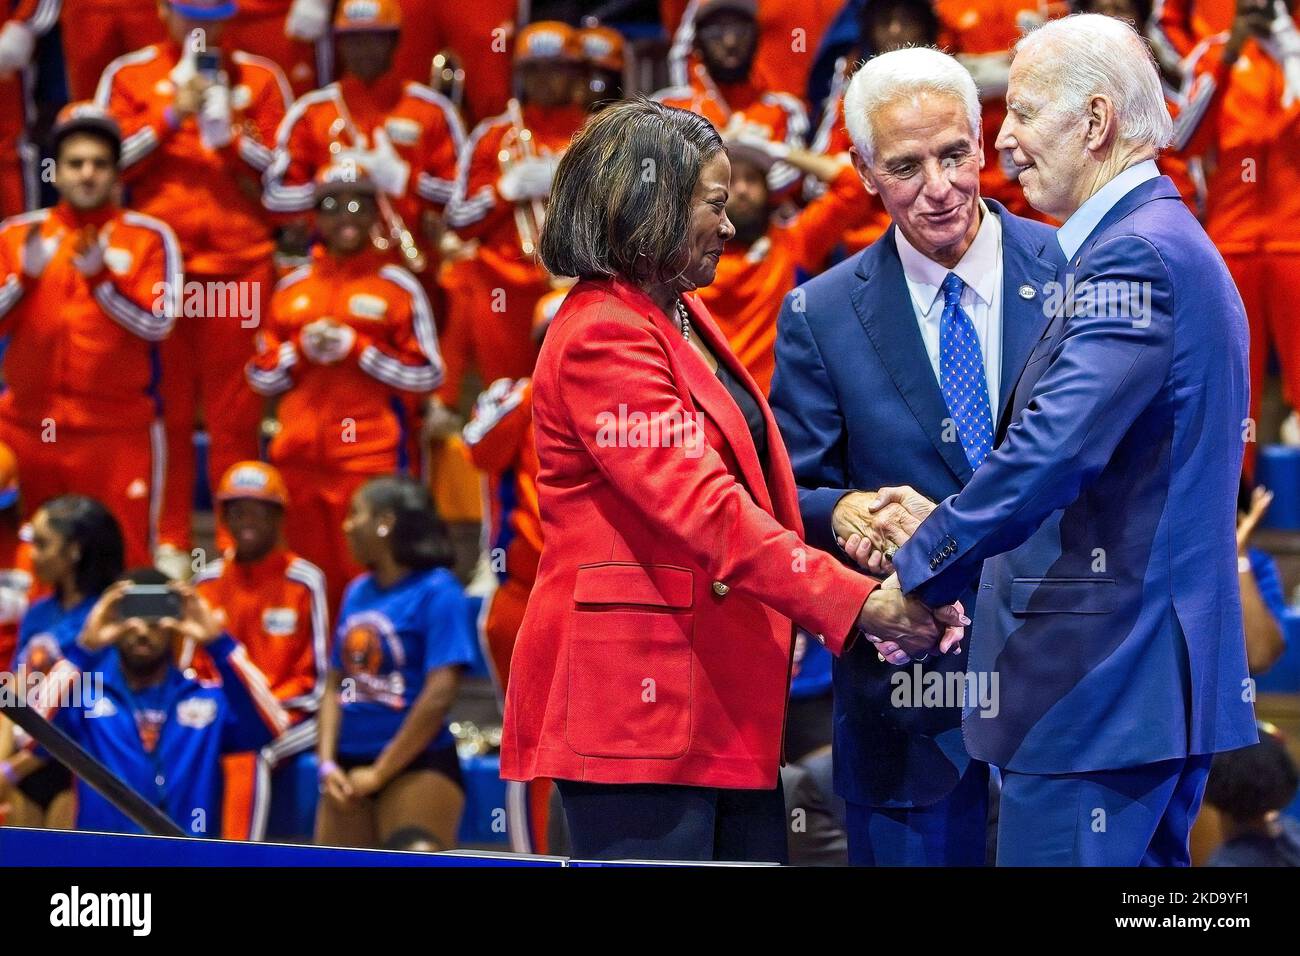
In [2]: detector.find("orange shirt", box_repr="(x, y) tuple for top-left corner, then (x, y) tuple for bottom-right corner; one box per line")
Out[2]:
(464, 377), (541, 587)
(810, 60), (893, 255)
(448, 102), (584, 288)
(191, 547), (327, 717)
(697, 165), (869, 394)
(655, 64), (810, 193)
(264, 74), (465, 229)
(1155, 0), (1236, 59)
(95, 41), (291, 275)
(1178, 33), (1300, 252)
(247, 247), (444, 471)
(0, 202), (180, 431)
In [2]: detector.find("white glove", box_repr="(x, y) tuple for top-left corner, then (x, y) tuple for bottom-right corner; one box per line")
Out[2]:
(20, 223), (56, 279)
(498, 156), (557, 202)
(198, 82), (233, 150)
(726, 127), (790, 162)
(285, 0), (331, 42)
(1270, 2), (1300, 107)
(0, 583), (29, 625)
(0, 21), (36, 76)
(301, 319), (356, 365)
(72, 233), (107, 278)
(366, 128), (411, 198)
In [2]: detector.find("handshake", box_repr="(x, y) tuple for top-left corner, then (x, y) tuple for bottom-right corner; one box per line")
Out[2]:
(837, 487), (967, 666)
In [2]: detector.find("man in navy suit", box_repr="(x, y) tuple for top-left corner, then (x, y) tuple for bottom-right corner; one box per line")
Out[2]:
(769, 46), (1058, 866)
(872, 14), (1258, 866)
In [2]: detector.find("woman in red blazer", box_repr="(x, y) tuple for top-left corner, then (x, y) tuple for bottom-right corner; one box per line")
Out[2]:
(499, 99), (965, 862)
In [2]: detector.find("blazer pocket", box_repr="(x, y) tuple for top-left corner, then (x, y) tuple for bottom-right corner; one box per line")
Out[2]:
(1010, 577), (1117, 615)
(566, 564), (695, 759)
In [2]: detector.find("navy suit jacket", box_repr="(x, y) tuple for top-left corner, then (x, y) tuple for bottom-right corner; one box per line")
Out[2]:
(770, 200), (1058, 807)
(894, 177), (1259, 774)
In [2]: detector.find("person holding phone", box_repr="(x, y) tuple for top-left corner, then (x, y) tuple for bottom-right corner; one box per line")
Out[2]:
(25, 569), (290, 836)
(0, 495), (124, 830)
(314, 476), (473, 851)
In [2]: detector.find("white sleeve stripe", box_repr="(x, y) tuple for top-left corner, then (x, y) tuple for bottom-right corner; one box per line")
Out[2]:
(417, 173), (456, 202)
(123, 211), (183, 323)
(379, 264), (443, 370)
(121, 127), (159, 168)
(1171, 76), (1217, 152)
(246, 341), (296, 394)
(463, 383), (526, 446)
(358, 346), (441, 391)
(0, 274), (24, 320)
(228, 644), (292, 736)
(238, 137), (274, 171)
(93, 282), (170, 340)
(287, 558), (329, 704)
(29, 0), (61, 35)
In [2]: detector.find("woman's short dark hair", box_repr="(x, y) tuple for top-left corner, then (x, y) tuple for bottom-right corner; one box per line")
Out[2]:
(539, 96), (724, 286)
(1205, 724), (1300, 820)
(41, 495), (125, 599)
(361, 476), (454, 572)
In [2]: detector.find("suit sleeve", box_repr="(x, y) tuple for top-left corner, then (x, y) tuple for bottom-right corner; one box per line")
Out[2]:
(208, 633), (291, 752)
(552, 308), (875, 652)
(769, 291), (854, 556)
(893, 235), (1176, 607)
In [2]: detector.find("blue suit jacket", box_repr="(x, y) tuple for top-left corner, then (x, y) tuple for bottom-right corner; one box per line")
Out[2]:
(894, 177), (1259, 773)
(770, 200), (1058, 807)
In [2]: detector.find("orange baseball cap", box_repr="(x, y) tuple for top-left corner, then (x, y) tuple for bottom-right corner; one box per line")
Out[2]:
(0, 441), (17, 510)
(314, 160), (378, 200)
(579, 26), (625, 72)
(215, 461), (289, 507)
(514, 21), (582, 65)
(334, 0), (401, 33)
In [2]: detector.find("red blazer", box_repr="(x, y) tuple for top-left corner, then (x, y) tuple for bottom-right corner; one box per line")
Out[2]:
(500, 277), (877, 791)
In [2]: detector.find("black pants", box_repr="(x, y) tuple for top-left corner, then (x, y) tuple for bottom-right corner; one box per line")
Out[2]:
(556, 778), (788, 863)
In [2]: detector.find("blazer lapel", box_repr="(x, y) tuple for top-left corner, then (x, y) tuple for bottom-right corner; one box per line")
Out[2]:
(994, 201), (1061, 425)
(851, 230), (974, 485)
(665, 291), (778, 517)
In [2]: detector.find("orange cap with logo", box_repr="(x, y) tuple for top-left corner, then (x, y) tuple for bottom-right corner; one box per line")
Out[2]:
(215, 461), (289, 507)
(514, 21), (582, 64)
(334, 0), (402, 33)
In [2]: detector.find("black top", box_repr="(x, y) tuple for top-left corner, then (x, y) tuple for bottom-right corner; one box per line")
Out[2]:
(714, 360), (768, 474)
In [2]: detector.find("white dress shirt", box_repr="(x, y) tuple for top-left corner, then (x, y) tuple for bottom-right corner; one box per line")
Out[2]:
(1056, 159), (1160, 262)
(895, 201), (1004, 415)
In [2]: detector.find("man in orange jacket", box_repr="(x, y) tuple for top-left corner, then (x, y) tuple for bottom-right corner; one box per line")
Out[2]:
(0, 1), (58, 218)
(187, 460), (328, 840)
(1175, 0), (1300, 456)
(248, 165), (443, 617)
(263, 0), (465, 273)
(0, 104), (179, 567)
(440, 21), (585, 405)
(97, 0), (293, 567)
(655, 0), (809, 197)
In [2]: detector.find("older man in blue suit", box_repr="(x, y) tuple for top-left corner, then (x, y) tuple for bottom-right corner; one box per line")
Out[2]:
(870, 14), (1258, 866)
(769, 46), (1058, 866)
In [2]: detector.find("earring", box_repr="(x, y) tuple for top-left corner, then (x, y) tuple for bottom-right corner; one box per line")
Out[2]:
(377, 525), (389, 537)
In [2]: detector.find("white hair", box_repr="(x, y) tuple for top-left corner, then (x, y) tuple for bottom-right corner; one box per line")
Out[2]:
(842, 47), (982, 164)
(1014, 13), (1173, 149)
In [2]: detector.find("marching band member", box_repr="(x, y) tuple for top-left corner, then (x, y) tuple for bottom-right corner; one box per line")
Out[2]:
(576, 23), (625, 112)
(654, 0), (809, 197)
(96, 0), (293, 568)
(246, 164), (443, 617)
(0, 104), (179, 567)
(187, 461), (328, 841)
(0, 0), (58, 217)
(263, 0), (465, 275)
(441, 21), (585, 402)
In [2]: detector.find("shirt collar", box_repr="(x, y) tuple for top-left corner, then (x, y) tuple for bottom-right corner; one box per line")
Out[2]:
(1056, 159), (1160, 262)
(895, 200), (1001, 315)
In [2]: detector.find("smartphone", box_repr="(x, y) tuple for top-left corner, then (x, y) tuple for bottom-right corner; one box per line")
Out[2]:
(196, 50), (222, 80)
(118, 585), (182, 621)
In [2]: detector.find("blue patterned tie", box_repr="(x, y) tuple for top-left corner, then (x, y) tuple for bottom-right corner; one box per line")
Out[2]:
(939, 272), (993, 469)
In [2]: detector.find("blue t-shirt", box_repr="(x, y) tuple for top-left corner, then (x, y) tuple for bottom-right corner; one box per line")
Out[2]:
(331, 567), (474, 759)
(16, 593), (100, 675)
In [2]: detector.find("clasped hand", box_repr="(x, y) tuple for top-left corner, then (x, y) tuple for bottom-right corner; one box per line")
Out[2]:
(839, 486), (967, 665)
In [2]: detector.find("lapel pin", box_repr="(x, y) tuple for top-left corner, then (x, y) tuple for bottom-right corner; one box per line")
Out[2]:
(1018, 284), (1036, 300)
